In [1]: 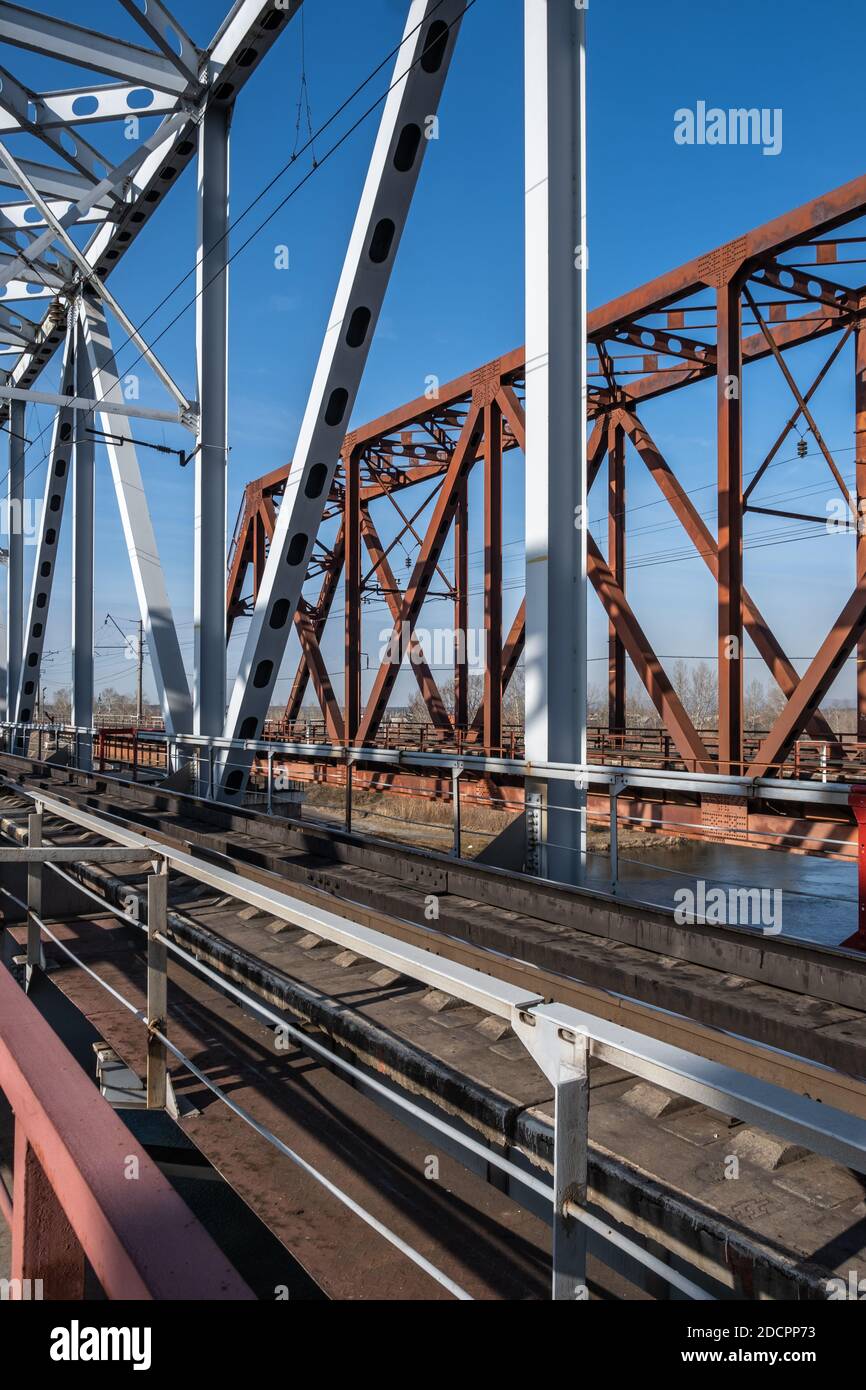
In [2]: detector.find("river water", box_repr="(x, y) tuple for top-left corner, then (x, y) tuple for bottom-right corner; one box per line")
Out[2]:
(582, 840), (857, 948)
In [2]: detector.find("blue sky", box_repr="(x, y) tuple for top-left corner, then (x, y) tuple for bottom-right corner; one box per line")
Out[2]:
(8, 0), (866, 715)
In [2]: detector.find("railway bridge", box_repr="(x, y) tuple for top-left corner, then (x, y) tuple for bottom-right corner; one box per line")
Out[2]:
(0, 0), (863, 1325)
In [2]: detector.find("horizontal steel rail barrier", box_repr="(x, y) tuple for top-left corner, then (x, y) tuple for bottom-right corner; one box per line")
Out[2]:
(2, 779), (864, 1299)
(0, 719), (857, 805)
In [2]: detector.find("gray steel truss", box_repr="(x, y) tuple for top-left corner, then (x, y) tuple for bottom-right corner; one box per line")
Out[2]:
(0, 0), (303, 741)
(72, 314), (94, 741)
(12, 323), (75, 725)
(220, 0), (466, 794)
(79, 294), (191, 733)
(195, 99), (231, 737)
(524, 0), (588, 883)
(3, 398), (25, 719)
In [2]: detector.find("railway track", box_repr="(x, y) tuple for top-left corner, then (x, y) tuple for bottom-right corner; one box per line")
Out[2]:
(3, 749), (866, 1298)
(1, 749), (866, 1114)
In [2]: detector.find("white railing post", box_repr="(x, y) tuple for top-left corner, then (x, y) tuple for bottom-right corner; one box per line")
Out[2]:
(513, 1011), (590, 1300)
(451, 763), (463, 858)
(146, 860), (169, 1110)
(26, 805), (45, 990)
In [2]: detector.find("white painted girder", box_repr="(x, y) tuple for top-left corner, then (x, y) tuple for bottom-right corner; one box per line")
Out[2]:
(219, 0), (465, 794)
(524, 0), (588, 883)
(13, 325), (76, 724)
(0, 1), (191, 96)
(80, 295), (192, 734)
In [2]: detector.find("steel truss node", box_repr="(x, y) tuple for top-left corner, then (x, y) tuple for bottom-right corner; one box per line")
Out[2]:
(228, 171), (866, 797)
(0, 0), (303, 733)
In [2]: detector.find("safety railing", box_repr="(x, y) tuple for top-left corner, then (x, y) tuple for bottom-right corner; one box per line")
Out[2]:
(3, 781), (865, 1300)
(0, 719), (859, 899)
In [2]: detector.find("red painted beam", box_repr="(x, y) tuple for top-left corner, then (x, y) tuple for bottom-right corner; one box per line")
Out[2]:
(0, 963), (253, 1301)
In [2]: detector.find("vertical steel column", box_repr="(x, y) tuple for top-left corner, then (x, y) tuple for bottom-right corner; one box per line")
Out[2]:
(608, 418), (626, 736)
(483, 398), (503, 750)
(451, 763), (463, 857)
(552, 1041), (589, 1300)
(219, 0), (465, 793)
(345, 753), (354, 833)
(72, 312), (94, 763)
(80, 298), (192, 734)
(13, 330), (76, 728)
(4, 398), (25, 722)
(454, 481), (469, 732)
(26, 807), (43, 989)
(717, 276), (744, 775)
(514, 1011), (590, 1300)
(146, 862), (168, 1111)
(195, 97), (231, 737)
(856, 327), (866, 743)
(345, 446), (362, 743)
(524, 0), (587, 882)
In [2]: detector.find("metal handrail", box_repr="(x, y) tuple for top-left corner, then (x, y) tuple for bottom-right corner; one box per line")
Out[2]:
(6, 779), (866, 1299)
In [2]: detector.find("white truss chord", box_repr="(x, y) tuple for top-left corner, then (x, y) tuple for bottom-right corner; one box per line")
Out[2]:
(13, 324), (76, 725)
(0, 136), (193, 413)
(80, 295), (192, 734)
(72, 314), (94, 739)
(4, 1), (300, 406)
(5, 84), (180, 131)
(117, 0), (202, 86)
(0, 61), (123, 196)
(219, 0), (466, 795)
(0, 384), (193, 428)
(0, 1), (192, 96)
(194, 97), (231, 736)
(3, 397), (24, 720)
(0, 110), (193, 299)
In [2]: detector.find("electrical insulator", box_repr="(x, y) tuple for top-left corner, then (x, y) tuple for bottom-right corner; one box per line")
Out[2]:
(797, 438), (808, 458)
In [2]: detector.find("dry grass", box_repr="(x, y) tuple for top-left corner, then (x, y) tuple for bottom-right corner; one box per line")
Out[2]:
(302, 783), (686, 859)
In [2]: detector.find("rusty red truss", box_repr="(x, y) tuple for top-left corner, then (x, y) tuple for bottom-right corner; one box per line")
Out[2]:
(227, 174), (866, 778)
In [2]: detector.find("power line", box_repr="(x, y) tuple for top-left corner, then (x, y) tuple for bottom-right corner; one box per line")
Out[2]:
(0, 0), (475, 494)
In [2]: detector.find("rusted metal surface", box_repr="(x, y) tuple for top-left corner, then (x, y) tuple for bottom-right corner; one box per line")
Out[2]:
(0, 960), (253, 1300)
(224, 174), (866, 786)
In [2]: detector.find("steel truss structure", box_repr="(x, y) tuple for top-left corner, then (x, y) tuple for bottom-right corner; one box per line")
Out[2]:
(228, 173), (866, 794)
(7, 0), (866, 868)
(0, 0), (590, 842)
(0, 0), (303, 743)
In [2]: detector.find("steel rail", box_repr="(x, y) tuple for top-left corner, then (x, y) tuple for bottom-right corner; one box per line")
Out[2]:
(2, 771), (866, 1121)
(6, 790), (859, 1297)
(1, 879), (476, 1303)
(2, 746), (866, 1007)
(34, 850), (713, 1300)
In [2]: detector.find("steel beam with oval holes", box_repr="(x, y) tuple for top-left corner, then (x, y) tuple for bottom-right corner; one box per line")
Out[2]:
(12, 324), (75, 727)
(218, 0), (466, 798)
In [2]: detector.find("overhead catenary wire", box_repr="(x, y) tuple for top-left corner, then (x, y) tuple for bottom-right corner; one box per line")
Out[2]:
(0, 0), (477, 494)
